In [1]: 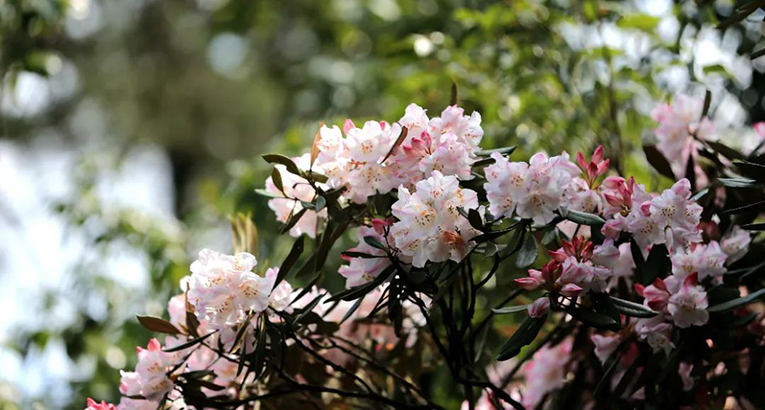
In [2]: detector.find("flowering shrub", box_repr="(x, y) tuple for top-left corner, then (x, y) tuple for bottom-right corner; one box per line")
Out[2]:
(88, 94), (765, 409)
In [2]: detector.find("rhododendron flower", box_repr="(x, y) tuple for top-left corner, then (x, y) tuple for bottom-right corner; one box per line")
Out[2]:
(265, 153), (327, 238)
(528, 297), (550, 318)
(390, 171), (480, 267)
(521, 338), (573, 408)
(671, 241), (727, 281)
(591, 333), (620, 364)
(187, 249), (275, 326)
(484, 151), (580, 224)
(635, 316), (674, 354)
(721, 226), (751, 264)
(339, 220), (393, 288)
(679, 362), (695, 391)
(667, 273), (709, 328)
(652, 94), (715, 164)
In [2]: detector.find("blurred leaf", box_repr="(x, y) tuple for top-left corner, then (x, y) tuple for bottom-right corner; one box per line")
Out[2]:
(496, 315), (546, 361)
(263, 154), (301, 176)
(136, 315), (181, 335)
(564, 209), (605, 226)
(609, 296), (658, 318)
(275, 236), (305, 287)
(643, 146), (675, 179)
(515, 232), (538, 268)
(708, 288), (765, 313)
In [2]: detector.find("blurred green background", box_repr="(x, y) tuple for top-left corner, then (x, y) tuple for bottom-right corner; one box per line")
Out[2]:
(0, 0), (764, 408)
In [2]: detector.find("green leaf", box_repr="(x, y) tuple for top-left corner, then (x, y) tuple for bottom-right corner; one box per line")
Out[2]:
(163, 332), (216, 352)
(262, 153), (301, 176)
(280, 208), (308, 235)
(275, 236), (305, 287)
(608, 296), (658, 318)
(363, 236), (387, 251)
(643, 146), (675, 179)
(450, 81), (458, 106)
(475, 146), (517, 157)
(496, 316), (546, 361)
(341, 251), (381, 259)
(734, 160), (765, 181)
(566, 306), (621, 331)
(701, 89), (712, 119)
(467, 208), (484, 231)
(718, 178), (765, 189)
(254, 189), (282, 198)
(708, 288), (765, 313)
(515, 232), (538, 268)
(270, 168), (285, 195)
(564, 209), (605, 226)
(137, 315), (181, 335)
(706, 141), (745, 160)
(492, 305), (529, 314)
(638, 244), (669, 286)
(314, 196), (326, 212)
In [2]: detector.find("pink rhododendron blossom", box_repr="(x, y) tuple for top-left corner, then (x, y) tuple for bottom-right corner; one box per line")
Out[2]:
(721, 226), (751, 264)
(671, 241), (727, 281)
(635, 316), (674, 354)
(521, 338), (573, 408)
(484, 150), (580, 224)
(652, 95), (715, 167)
(591, 333), (621, 364)
(667, 273), (709, 328)
(679, 362), (695, 391)
(528, 297), (550, 318)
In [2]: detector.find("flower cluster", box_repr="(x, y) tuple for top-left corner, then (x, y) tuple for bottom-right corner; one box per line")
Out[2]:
(483, 151), (583, 225)
(516, 236), (618, 317)
(186, 249), (275, 327)
(390, 171), (481, 268)
(314, 104), (483, 204)
(651, 94), (714, 171)
(602, 178), (702, 251)
(116, 339), (179, 409)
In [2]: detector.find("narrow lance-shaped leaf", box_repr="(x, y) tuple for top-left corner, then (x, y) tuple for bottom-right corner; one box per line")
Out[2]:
(496, 315), (546, 361)
(566, 306), (621, 331)
(163, 331), (217, 352)
(271, 167), (286, 195)
(363, 235), (387, 251)
(718, 178), (765, 189)
(450, 80), (458, 106)
(492, 305), (529, 315)
(263, 153), (301, 176)
(708, 288), (765, 313)
(274, 236), (305, 287)
(608, 296), (658, 318)
(515, 232), (538, 268)
(638, 244), (670, 286)
(643, 145), (675, 179)
(564, 209), (605, 226)
(137, 315), (181, 335)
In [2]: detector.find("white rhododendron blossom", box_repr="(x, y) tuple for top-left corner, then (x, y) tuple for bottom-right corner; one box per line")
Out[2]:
(187, 249), (275, 326)
(390, 171), (481, 267)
